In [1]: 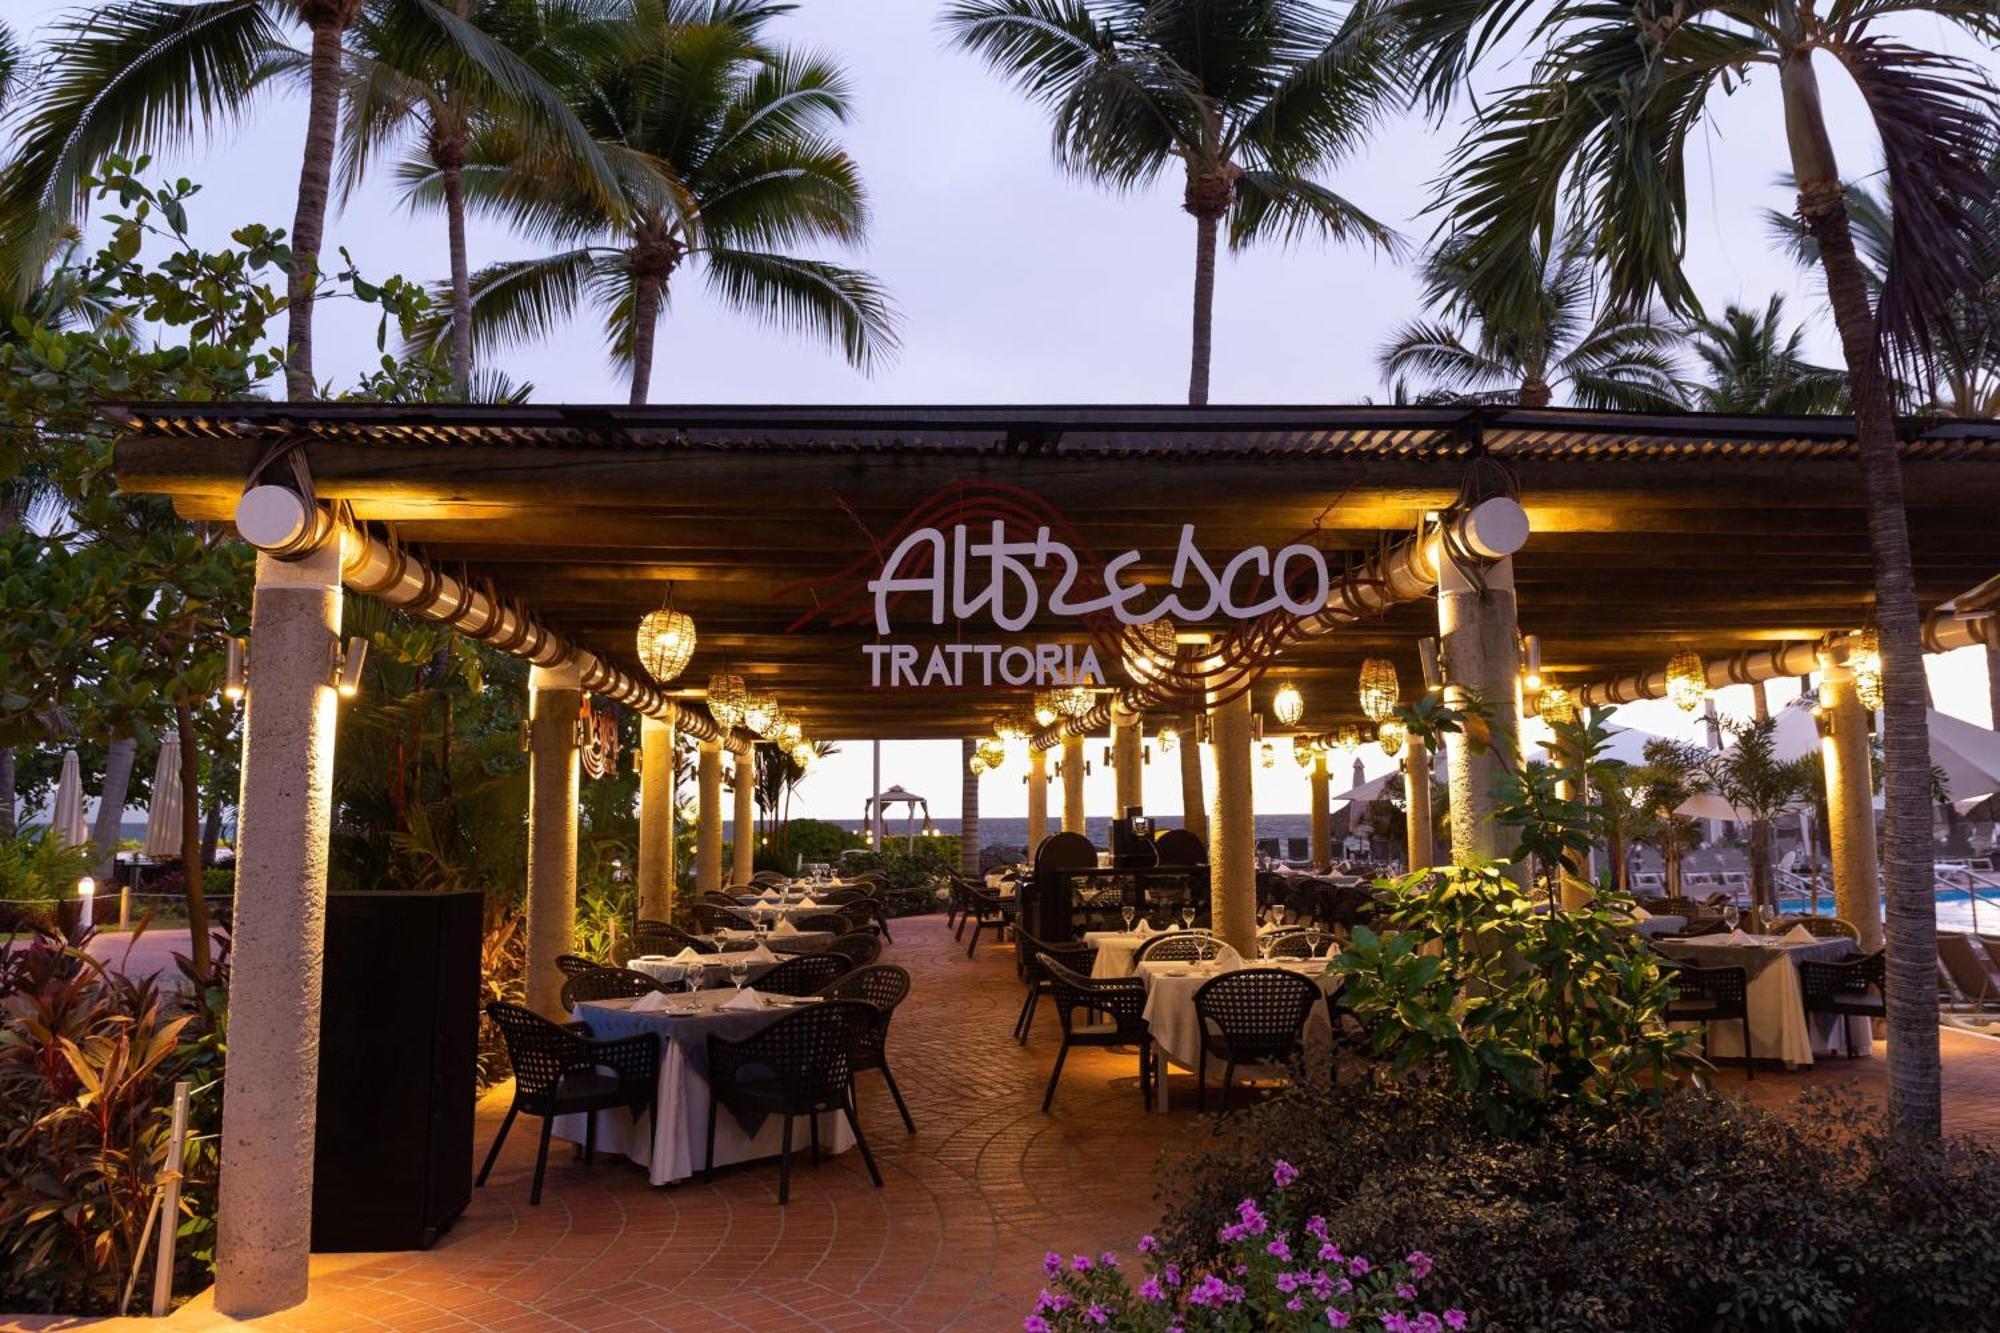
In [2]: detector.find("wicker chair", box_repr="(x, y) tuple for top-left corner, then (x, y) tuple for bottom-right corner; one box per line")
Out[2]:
(1039, 957), (1153, 1113)
(692, 902), (758, 934)
(704, 1000), (883, 1204)
(1132, 931), (1224, 966)
(559, 966), (660, 1012)
(1776, 916), (1860, 941)
(751, 870), (789, 886)
(821, 931), (883, 971)
(479, 1002), (660, 1204)
(758, 951), (851, 997)
(701, 890), (743, 907)
(1265, 929), (1339, 960)
(821, 887), (868, 904)
(961, 888), (1014, 958)
(1191, 968), (1323, 1112)
(634, 920), (716, 955)
(944, 873), (976, 930)
(1013, 929), (1099, 1044)
(1674, 918), (1731, 938)
(795, 912), (852, 934)
(839, 895), (893, 943)
(1666, 964), (1753, 1078)
(1798, 950), (1884, 1056)
(555, 953), (601, 979)
(817, 963), (916, 1132)
(1644, 896), (1707, 919)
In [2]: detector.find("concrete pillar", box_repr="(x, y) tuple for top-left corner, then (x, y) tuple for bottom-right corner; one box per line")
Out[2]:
(637, 713), (676, 921)
(1551, 731), (1594, 907)
(1178, 708), (1207, 845)
(1751, 678), (1771, 723)
(1821, 665), (1883, 951)
(696, 739), (723, 895)
(1111, 705), (1143, 814)
(1439, 554), (1523, 867)
(1987, 639), (2000, 729)
(1060, 732), (1086, 835)
(731, 746), (756, 886)
(524, 662), (581, 1020)
(1027, 744), (1049, 852)
(960, 739), (981, 878)
(1404, 732), (1433, 873)
(215, 542), (343, 1316)
(1309, 751), (1331, 868)
(1205, 678), (1257, 956)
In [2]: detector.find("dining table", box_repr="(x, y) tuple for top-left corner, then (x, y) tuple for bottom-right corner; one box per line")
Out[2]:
(712, 926), (838, 955)
(1654, 931), (1869, 1067)
(1082, 922), (1296, 979)
(627, 950), (781, 988)
(1136, 956), (1343, 1113)
(553, 989), (854, 1185)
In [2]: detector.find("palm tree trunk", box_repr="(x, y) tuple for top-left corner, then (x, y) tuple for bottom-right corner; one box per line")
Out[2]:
(0, 747), (14, 838)
(176, 699), (211, 975)
(629, 272), (664, 406)
(441, 157), (473, 394)
(960, 739), (980, 879)
(200, 800), (222, 868)
(1786, 53), (1939, 1135)
(1748, 815), (1772, 917)
(284, 6), (355, 401)
(1187, 209), (1221, 406)
(90, 735), (138, 886)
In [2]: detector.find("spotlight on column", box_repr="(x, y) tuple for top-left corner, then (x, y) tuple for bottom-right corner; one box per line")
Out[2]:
(223, 637), (248, 702)
(334, 636), (369, 698)
(1418, 637), (1443, 693)
(1522, 634), (1543, 692)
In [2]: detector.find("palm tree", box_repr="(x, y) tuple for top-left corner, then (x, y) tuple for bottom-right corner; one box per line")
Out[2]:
(429, 1), (895, 404)
(1633, 738), (1704, 901)
(1379, 232), (1684, 408)
(943, 0), (1401, 405)
(337, 0), (618, 391)
(1397, 0), (1997, 1138)
(1696, 718), (1817, 920)
(1685, 295), (1848, 415)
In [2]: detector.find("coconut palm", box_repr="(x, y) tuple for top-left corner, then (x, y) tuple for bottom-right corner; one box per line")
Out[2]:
(943, 0), (1401, 405)
(1696, 718), (1817, 919)
(1378, 233), (1685, 408)
(1398, 0), (1999, 1136)
(1685, 295), (1848, 415)
(337, 0), (619, 391)
(427, 1), (895, 404)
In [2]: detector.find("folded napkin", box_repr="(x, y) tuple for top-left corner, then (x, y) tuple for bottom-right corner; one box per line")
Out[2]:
(757, 889), (781, 902)
(1135, 920), (1155, 937)
(797, 896), (820, 910)
(634, 954), (669, 964)
(1782, 923), (1817, 944)
(721, 987), (765, 1011)
(773, 917), (799, 935)
(1631, 904), (1653, 922)
(1211, 944), (1245, 971)
(629, 990), (674, 1013)
(1722, 929), (1758, 945)
(669, 946), (706, 964)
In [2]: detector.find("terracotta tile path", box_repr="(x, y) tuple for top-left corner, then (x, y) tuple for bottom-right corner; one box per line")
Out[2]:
(19, 915), (2000, 1332)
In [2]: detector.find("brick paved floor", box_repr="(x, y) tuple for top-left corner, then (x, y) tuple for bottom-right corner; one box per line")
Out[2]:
(20, 915), (2000, 1333)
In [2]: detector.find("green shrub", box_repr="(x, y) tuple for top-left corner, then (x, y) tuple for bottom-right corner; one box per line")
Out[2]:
(1158, 1077), (2000, 1332)
(754, 818), (865, 873)
(0, 828), (94, 905)
(845, 838), (957, 915)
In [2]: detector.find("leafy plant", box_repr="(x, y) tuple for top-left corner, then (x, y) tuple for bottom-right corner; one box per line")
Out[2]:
(0, 826), (95, 907)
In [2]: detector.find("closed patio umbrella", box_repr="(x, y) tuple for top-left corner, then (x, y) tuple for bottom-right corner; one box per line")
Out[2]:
(51, 750), (88, 847)
(143, 737), (183, 859)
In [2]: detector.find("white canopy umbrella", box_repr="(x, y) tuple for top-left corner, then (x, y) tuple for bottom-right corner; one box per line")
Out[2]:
(144, 736), (184, 859)
(1925, 709), (2000, 807)
(50, 750), (88, 847)
(860, 784), (932, 851)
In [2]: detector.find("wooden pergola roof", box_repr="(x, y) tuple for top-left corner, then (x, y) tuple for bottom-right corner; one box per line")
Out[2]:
(112, 402), (2000, 740)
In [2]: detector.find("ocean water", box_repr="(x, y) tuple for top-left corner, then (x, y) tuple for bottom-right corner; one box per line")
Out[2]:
(826, 814), (1318, 853)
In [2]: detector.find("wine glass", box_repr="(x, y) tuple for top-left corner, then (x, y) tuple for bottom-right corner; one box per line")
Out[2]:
(1180, 905), (1196, 931)
(1122, 904), (1137, 932)
(1722, 903), (1740, 931)
(682, 966), (703, 1010)
(729, 957), (749, 994)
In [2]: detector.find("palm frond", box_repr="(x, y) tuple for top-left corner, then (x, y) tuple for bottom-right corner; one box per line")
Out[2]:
(1230, 0), (1404, 171)
(697, 136), (870, 249)
(698, 247), (900, 372)
(1377, 318), (1513, 393)
(427, 247), (601, 358)
(1229, 169), (1401, 254)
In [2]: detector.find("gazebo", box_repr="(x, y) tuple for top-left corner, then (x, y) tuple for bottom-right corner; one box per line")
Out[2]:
(862, 784), (933, 850)
(108, 401), (2000, 1314)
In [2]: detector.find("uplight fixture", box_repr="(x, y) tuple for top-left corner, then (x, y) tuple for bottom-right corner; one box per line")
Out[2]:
(334, 636), (368, 698)
(1417, 637), (1443, 693)
(223, 637), (247, 702)
(1665, 646), (1706, 712)
(636, 586), (697, 684)
(1358, 657), (1400, 721)
(1521, 635), (1543, 693)
(1272, 679), (1305, 727)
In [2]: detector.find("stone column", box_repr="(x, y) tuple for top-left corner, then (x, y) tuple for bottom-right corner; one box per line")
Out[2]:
(1439, 553), (1523, 868)
(1027, 744), (1050, 852)
(1821, 664), (1883, 951)
(1551, 731), (1594, 907)
(731, 745), (756, 886)
(960, 739), (981, 878)
(524, 662), (581, 1020)
(696, 738), (723, 895)
(1178, 708), (1208, 845)
(1309, 750), (1331, 868)
(215, 542), (343, 1316)
(1988, 639), (2000, 730)
(636, 713), (676, 921)
(1060, 732), (1086, 835)
(1111, 704), (1143, 815)
(1205, 680), (1257, 956)
(1404, 732), (1433, 873)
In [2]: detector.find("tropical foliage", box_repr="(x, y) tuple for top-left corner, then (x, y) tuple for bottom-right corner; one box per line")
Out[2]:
(1684, 295), (1848, 415)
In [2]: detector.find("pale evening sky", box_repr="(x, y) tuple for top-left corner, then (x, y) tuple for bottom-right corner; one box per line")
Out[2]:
(9, 0), (1995, 820)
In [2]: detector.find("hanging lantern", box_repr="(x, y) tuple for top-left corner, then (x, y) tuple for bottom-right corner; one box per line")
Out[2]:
(1123, 616), (1179, 685)
(1053, 684), (1095, 719)
(993, 710), (1030, 743)
(790, 741), (815, 771)
(742, 690), (779, 737)
(1377, 718), (1406, 758)
(1260, 741), (1276, 769)
(1033, 690), (1060, 727)
(1849, 627), (1884, 711)
(1665, 646), (1706, 712)
(978, 737), (1007, 769)
(968, 752), (988, 775)
(777, 713), (803, 746)
(707, 671), (746, 729)
(1155, 725), (1178, 754)
(1537, 684), (1577, 725)
(1337, 723), (1363, 751)
(1272, 679), (1305, 727)
(1293, 741), (1316, 769)
(1358, 658), (1400, 722)
(636, 589), (697, 684)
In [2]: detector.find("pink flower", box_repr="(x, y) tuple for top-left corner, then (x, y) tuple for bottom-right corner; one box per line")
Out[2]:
(1407, 1251), (1434, 1280)
(1043, 1252), (1063, 1277)
(1268, 1238), (1293, 1262)
(1326, 1311), (1351, 1328)
(1084, 1303), (1112, 1325)
(1348, 1256), (1371, 1277)
(1398, 1283), (1418, 1300)
(1137, 1234), (1159, 1255)
(1070, 1254), (1093, 1273)
(1444, 1311), (1468, 1330)
(1273, 1158), (1301, 1188)
(1023, 1318), (1051, 1333)
(1099, 1251), (1119, 1269)
(1138, 1277), (1165, 1303)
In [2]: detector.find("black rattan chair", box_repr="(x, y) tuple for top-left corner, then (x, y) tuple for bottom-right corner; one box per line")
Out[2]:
(758, 951), (851, 997)
(559, 966), (660, 1012)
(1013, 929), (1099, 1044)
(817, 963), (916, 1132)
(701, 890), (743, 907)
(1265, 929), (1339, 959)
(821, 887), (868, 904)
(1191, 968), (1322, 1112)
(795, 911), (852, 935)
(1132, 931), (1224, 966)
(1799, 950), (1884, 1057)
(1666, 964), (1753, 1078)
(962, 888), (1013, 958)
(821, 931), (883, 970)
(704, 1000), (883, 1204)
(555, 953), (600, 978)
(693, 902), (758, 934)
(479, 1002), (660, 1204)
(635, 920), (716, 955)
(1039, 957), (1153, 1113)
(1778, 916), (1861, 941)
(838, 896), (892, 942)
(945, 873), (974, 930)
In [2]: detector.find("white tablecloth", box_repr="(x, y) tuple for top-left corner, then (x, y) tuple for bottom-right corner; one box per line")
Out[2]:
(1656, 935), (1871, 1068)
(628, 954), (778, 987)
(1084, 924), (1290, 978)
(1138, 958), (1341, 1111)
(554, 992), (854, 1185)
